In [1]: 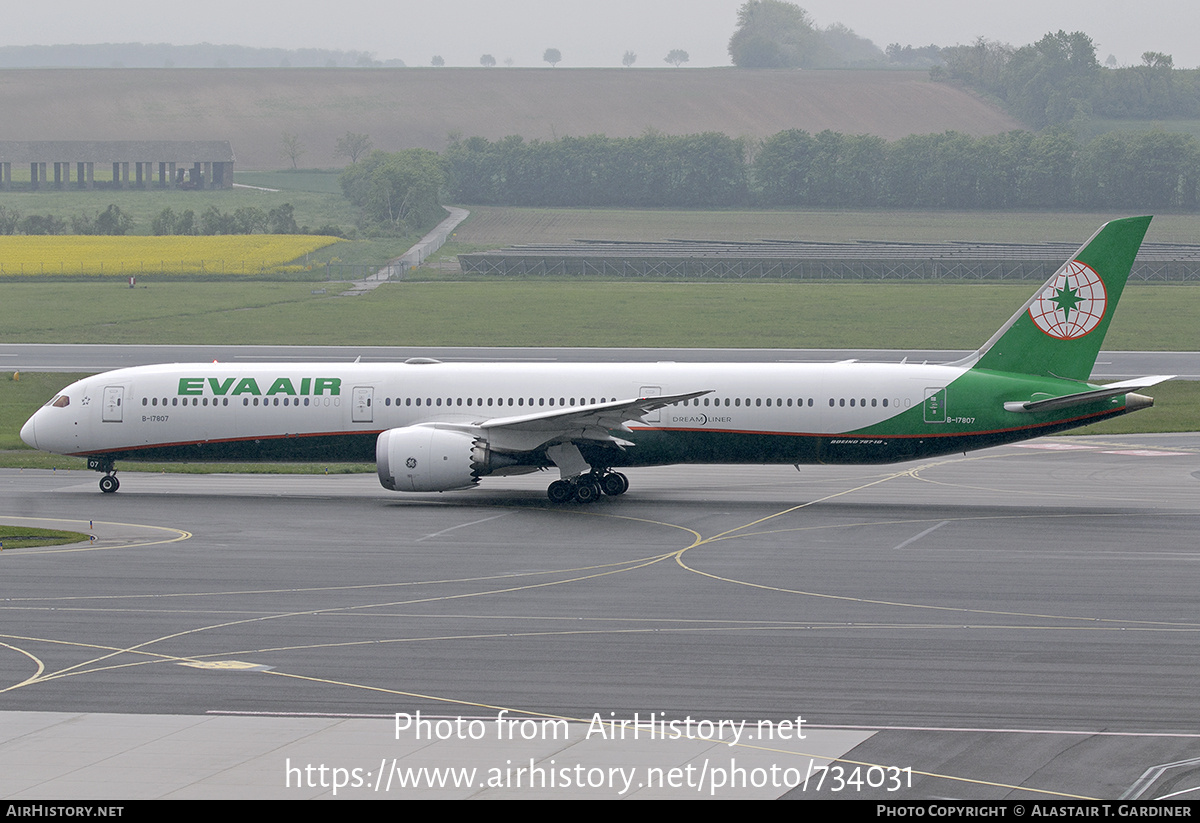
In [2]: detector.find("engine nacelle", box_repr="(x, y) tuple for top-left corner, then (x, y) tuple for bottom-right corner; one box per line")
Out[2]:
(376, 426), (480, 492)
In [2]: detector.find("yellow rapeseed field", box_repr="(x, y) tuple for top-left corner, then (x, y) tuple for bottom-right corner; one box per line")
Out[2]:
(0, 235), (343, 276)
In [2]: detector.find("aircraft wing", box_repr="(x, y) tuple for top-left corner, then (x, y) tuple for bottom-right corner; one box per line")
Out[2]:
(1003, 375), (1174, 413)
(473, 390), (712, 452)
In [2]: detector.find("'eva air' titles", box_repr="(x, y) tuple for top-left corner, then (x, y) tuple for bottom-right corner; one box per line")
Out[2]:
(177, 377), (342, 397)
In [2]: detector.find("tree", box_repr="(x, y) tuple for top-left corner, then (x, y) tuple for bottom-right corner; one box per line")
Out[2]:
(267, 203), (299, 234)
(665, 49), (689, 67)
(1003, 30), (1100, 127)
(430, 55), (444, 67)
(279, 132), (306, 169)
(200, 205), (236, 235)
(1142, 51), (1173, 70)
(0, 206), (19, 235)
(18, 214), (66, 235)
(728, 1), (827, 68)
(622, 50), (637, 67)
(340, 149), (446, 232)
(936, 37), (1013, 95)
(335, 132), (373, 164)
(503, 57), (514, 67)
(233, 206), (268, 234)
(480, 54), (496, 67)
(95, 204), (133, 235)
(819, 22), (884, 66)
(754, 129), (816, 205)
(543, 48), (562, 67)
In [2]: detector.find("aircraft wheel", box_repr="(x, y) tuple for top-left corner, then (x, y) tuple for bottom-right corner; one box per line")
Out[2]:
(600, 472), (628, 496)
(547, 480), (574, 504)
(572, 477), (601, 504)
(99, 475), (119, 494)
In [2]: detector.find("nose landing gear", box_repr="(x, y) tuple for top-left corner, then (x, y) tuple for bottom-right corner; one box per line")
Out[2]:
(87, 457), (120, 493)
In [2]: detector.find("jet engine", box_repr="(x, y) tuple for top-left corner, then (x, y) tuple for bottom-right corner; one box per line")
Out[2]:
(376, 426), (481, 492)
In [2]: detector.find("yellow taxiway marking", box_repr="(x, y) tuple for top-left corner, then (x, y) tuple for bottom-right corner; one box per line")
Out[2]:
(0, 515), (190, 554)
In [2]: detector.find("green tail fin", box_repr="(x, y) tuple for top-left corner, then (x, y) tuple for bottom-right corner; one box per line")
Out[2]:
(963, 216), (1152, 381)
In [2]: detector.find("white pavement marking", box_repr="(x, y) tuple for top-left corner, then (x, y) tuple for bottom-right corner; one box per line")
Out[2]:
(892, 521), (949, 551)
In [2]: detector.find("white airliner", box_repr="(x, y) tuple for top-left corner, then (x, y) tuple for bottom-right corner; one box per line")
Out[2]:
(21, 217), (1170, 502)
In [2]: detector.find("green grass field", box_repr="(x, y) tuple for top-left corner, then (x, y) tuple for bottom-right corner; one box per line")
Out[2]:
(1, 280), (1198, 349)
(235, 169), (346, 194)
(0, 524), (89, 549)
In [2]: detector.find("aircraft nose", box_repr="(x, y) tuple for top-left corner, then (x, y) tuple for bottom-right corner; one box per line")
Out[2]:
(20, 414), (37, 449)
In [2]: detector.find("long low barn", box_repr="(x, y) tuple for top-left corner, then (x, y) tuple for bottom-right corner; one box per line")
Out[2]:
(0, 140), (234, 190)
(459, 238), (1200, 282)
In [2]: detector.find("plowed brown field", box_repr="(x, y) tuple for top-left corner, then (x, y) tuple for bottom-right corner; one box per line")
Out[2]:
(0, 68), (1023, 169)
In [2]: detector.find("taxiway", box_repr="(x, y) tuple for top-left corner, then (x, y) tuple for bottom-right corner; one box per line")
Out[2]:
(1, 434), (1199, 798)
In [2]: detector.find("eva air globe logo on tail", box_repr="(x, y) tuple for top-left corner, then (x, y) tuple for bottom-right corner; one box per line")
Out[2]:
(1028, 259), (1107, 340)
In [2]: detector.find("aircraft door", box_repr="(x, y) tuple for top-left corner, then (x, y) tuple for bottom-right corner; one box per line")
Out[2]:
(102, 386), (124, 422)
(352, 387), (374, 423)
(639, 385), (662, 423)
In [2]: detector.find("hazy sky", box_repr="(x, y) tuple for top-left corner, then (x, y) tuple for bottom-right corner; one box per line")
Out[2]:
(5, 0), (1198, 68)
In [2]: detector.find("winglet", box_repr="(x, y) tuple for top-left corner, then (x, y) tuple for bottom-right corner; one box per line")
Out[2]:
(955, 216), (1152, 381)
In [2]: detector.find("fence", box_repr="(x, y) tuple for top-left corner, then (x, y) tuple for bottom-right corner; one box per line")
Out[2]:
(459, 240), (1200, 282)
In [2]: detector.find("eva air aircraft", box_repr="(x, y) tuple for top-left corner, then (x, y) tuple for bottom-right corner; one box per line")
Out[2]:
(21, 216), (1170, 503)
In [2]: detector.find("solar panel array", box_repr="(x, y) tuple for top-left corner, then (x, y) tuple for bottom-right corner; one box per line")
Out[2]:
(459, 239), (1200, 281)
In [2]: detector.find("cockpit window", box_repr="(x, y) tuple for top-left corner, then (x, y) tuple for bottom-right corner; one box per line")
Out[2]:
(50, 395), (70, 408)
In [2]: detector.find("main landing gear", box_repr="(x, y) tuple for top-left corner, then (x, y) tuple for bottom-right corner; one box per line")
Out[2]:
(87, 457), (120, 493)
(546, 470), (628, 504)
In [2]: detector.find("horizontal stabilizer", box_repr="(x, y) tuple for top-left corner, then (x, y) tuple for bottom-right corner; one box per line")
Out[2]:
(1003, 375), (1173, 413)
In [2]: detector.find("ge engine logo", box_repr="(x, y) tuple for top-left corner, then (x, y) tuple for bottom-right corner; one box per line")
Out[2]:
(406, 457), (418, 469)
